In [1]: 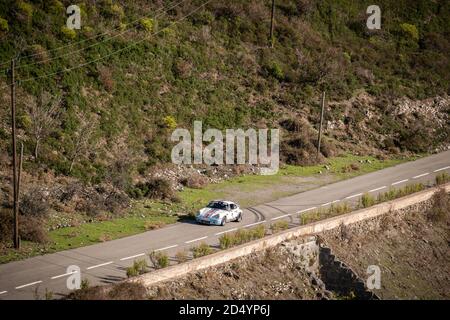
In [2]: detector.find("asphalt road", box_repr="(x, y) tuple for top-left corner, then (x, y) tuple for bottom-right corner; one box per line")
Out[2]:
(0, 150), (449, 299)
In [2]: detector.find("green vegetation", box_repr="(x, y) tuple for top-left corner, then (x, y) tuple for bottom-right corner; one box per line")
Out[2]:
(400, 23), (419, 41)
(0, 0), (446, 187)
(60, 26), (77, 39)
(148, 251), (169, 269)
(435, 172), (450, 185)
(126, 259), (148, 277)
(139, 18), (154, 32)
(218, 225), (266, 249)
(300, 202), (351, 224)
(300, 183), (426, 225)
(360, 193), (376, 208)
(270, 220), (289, 233)
(0, 17), (8, 32)
(191, 242), (214, 258)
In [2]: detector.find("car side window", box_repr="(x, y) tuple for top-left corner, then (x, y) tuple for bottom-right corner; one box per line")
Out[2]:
(231, 204), (237, 210)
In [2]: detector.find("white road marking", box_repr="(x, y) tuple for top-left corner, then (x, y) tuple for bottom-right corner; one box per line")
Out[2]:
(271, 214), (291, 221)
(51, 271), (78, 280)
(155, 245), (178, 252)
(413, 172), (429, 179)
(331, 200), (340, 204)
(215, 228), (238, 236)
(185, 236), (208, 244)
(15, 281), (43, 290)
(345, 193), (363, 200)
(392, 179), (408, 186)
(297, 207), (317, 214)
(119, 253), (145, 261)
(244, 221), (266, 228)
(86, 261), (113, 270)
(321, 202), (331, 207)
(434, 166), (450, 173)
(369, 186), (386, 193)
(0, 291), (7, 295)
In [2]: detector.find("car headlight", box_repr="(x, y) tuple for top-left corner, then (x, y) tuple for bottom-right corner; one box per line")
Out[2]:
(212, 214), (220, 220)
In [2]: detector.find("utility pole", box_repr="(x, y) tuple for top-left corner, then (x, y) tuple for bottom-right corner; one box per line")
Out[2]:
(10, 59), (19, 249)
(317, 91), (326, 159)
(269, 0), (275, 47)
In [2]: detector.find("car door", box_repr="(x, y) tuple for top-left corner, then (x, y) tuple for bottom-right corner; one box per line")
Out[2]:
(225, 204), (232, 221)
(230, 204), (238, 219)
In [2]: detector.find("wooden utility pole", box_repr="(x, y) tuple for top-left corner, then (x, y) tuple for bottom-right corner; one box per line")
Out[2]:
(10, 59), (19, 249)
(317, 91), (326, 159)
(269, 0), (275, 47)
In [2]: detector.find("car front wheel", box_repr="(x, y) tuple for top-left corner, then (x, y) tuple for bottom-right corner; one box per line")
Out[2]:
(235, 213), (242, 222)
(221, 217), (226, 226)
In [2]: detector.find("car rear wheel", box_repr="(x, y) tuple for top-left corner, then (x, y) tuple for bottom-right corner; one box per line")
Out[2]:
(235, 213), (242, 222)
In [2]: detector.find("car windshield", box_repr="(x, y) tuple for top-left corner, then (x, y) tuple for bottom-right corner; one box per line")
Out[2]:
(207, 201), (228, 210)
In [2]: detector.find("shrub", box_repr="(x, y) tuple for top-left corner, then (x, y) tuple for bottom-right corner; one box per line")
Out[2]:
(80, 279), (90, 290)
(107, 282), (148, 300)
(110, 4), (124, 18)
(163, 115), (177, 129)
(19, 216), (49, 243)
(98, 66), (115, 92)
(0, 208), (12, 242)
(175, 250), (188, 263)
(219, 225), (266, 249)
(436, 172), (450, 185)
(148, 251), (169, 269)
(140, 18), (154, 32)
(270, 220), (289, 233)
(129, 178), (174, 200)
(0, 17), (8, 32)
(172, 59), (192, 78)
(267, 61), (284, 80)
(49, 0), (64, 14)
(360, 193), (375, 208)
(250, 224), (266, 239)
(29, 44), (49, 63)
(20, 187), (50, 217)
(144, 221), (166, 231)
(329, 202), (351, 215)
(181, 175), (208, 189)
(191, 242), (213, 258)
(69, 282), (147, 300)
(400, 23), (419, 41)
(17, 1), (33, 21)
(126, 259), (148, 277)
(219, 233), (233, 249)
(61, 26), (77, 39)
(428, 188), (449, 223)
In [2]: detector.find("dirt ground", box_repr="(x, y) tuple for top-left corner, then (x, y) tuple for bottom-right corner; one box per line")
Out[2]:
(321, 191), (450, 299)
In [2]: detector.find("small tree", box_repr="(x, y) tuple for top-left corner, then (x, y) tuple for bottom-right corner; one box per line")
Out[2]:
(68, 112), (95, 172)
(25, 91), (61, 161)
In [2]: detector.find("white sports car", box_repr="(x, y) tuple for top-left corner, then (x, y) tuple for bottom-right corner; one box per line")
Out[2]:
(195, 200), (243, 226)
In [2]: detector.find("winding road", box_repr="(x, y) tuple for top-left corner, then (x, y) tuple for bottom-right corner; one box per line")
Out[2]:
(0, 150), (449, 299)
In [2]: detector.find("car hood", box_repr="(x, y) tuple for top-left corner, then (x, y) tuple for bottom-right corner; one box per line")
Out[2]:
(197, 207), (227, 219)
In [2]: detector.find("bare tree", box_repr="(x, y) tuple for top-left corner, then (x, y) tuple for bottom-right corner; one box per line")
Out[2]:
(25, 91), (61, 160)
(69, 112), (95, 173)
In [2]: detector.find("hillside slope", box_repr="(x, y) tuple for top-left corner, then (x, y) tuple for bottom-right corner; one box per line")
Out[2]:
(0, 1), (449, 252)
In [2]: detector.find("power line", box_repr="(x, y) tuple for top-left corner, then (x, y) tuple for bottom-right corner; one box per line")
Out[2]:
(0, 0), (213, 91)
(0, 0), (189, 73)
(0, 0), (188, 68)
